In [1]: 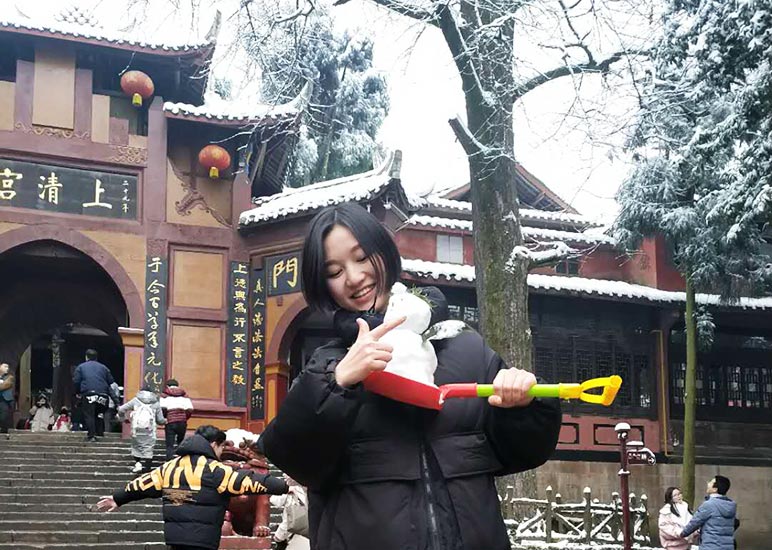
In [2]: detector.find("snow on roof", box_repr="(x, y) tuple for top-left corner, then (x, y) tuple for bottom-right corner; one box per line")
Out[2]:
(0, 14), (213, 52)
(424, 196), (603, 228)
(239, 152), (424, 226)
(407, 215), (616, 246)
(164, 83), (312, 124)
(401, 258), (772, 310)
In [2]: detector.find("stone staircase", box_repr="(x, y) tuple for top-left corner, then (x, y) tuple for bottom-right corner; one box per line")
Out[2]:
(0, 429), (166, 550)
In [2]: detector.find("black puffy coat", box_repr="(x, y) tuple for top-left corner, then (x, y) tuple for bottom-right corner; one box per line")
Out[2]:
(113, 434), (288, 549)
(260, 290), (562, 550)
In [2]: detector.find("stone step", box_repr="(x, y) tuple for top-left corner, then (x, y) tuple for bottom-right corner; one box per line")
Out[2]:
(0, 493), (162, 506)
(0, 520), (165, 532)
(6, 464), (161, 475)
(0, 511), (162, 522)
(0, 472), (139, 482)
(0, 454), (164, 465)
(0, 544), (166, 550)
(0, 530), (163, 544)
(0, 442), (165, 451)
(4, 430), (124, 440)
(0, 478), (128, 494)
(0, 485), (127, 496)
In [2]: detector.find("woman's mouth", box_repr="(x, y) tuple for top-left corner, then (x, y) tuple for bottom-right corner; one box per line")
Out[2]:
(351, 285), (374, 301)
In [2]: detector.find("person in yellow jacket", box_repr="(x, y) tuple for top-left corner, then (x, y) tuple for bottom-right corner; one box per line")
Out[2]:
(97, 425), (288, 550)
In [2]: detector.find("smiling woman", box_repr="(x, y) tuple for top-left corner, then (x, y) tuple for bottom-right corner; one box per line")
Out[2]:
(259, 202), (563, 550)
(301, 202), (401, 313)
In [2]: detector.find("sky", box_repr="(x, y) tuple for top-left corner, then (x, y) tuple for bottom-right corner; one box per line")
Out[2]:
(12, 0), (649, 222)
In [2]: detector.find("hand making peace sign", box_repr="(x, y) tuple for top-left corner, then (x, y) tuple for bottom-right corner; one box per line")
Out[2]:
(335, 316), (406, 388)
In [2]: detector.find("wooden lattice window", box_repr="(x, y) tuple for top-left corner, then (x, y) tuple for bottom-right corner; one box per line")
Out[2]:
(533, 330), (654, 417)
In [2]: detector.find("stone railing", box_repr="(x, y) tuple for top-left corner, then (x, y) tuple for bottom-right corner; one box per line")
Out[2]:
(500, 485), (652, 546)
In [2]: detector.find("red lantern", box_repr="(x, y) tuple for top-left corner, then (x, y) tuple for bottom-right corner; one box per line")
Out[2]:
(120, 70), (154, 107)
(198, 145), (231, 179)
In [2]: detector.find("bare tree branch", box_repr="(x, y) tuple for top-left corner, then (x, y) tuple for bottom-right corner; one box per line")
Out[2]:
(512, 50), (647, 102)
(448, 116), (486, 156)
(337, 0), (439, 26)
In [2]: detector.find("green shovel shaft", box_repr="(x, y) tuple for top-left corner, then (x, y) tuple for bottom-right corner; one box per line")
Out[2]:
(475, 384), (561, 398)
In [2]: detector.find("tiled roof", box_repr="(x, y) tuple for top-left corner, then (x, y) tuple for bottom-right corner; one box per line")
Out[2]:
(0, 15), (213, 53)
(406, 215), (616, 246)
(164, 83), (311, 124)
(239, 151), (424, 226)
(400, 258), (772, 310)
(424, 196), (603, 228)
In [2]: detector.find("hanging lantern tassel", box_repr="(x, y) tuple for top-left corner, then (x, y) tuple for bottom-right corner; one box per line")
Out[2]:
(120, 70), (154, 108)
(198, 145), (231, 180)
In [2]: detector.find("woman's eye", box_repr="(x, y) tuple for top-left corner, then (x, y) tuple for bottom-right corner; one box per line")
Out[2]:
(356, 255), (368, 263)
(326, 270), (342, 278)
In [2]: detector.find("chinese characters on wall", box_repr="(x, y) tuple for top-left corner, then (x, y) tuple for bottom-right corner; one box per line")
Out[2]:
(143, 256), (168, 392)
(226, 262), (249, 407)
(250, 268), (266, 420)
(266, 253), (301, 296)
(0, 158), (137, 218)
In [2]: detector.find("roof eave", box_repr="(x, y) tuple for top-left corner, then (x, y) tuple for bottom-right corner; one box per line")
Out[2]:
(0, 25), (215, 58)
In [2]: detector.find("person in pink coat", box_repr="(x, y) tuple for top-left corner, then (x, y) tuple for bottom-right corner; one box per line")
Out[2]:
(659, 486), (698, 550)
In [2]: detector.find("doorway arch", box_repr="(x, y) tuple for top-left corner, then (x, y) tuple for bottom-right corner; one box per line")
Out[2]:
(0, 238), (131, 415)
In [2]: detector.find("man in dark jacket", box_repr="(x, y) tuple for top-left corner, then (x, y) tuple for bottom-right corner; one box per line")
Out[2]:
(682, 475), (737, 550)
(73, 349), (119, 441)
(97, 425), (289, 550)
(0, 363), (15, 434)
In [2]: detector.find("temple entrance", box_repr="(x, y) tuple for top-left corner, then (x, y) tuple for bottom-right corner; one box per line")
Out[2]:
(0, 240), (128, 425)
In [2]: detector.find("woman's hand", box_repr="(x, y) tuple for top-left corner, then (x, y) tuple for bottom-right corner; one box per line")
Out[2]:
(488, 367), (537, 408)
(335, 316), (406, 388)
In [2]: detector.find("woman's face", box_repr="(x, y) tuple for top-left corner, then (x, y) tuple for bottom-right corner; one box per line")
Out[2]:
(671, 489), (683, 503)
(323, 225), (389, 313)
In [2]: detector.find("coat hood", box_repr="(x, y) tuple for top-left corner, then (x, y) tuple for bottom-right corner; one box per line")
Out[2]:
(175, 433), (218, 460)
(710, 495), (736, 518)
(136, 390), (159, 404)
(163, 385), (187, 397)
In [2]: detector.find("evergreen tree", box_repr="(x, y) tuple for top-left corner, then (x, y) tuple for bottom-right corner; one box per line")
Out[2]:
(239, 5), (389, 186)
(614, 0), (772, 506)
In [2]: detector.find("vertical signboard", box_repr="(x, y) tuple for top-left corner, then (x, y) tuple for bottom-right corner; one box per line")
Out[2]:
(250, 268), (266, 420)
(266, 253), (301, 296)
(226, 262), (249, 407)
(143, 255), (168, 391)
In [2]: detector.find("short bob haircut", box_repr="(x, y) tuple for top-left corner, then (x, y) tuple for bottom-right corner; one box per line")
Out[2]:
(195, 424), (227, 445)
(302, 202), (401, 311)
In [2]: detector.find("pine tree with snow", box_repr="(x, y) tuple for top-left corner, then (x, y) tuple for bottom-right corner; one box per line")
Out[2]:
(239, 5), (389, 186)
(614, 0), (772, 506)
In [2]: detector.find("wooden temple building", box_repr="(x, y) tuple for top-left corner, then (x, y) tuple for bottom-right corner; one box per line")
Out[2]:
(0, 10), (770, 548)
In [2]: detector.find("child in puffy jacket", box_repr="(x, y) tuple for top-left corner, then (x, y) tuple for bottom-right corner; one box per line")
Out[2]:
(29, 394), (54, 432)
(53, 406), (72, 432)
(159, 379), (193, 460)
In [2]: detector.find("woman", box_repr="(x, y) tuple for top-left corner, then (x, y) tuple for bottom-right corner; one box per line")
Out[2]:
(118, 386), (165, 473)
(29, 393), (54, 432)
(260, 203), (562, 550)
(659, 486), (697, 550)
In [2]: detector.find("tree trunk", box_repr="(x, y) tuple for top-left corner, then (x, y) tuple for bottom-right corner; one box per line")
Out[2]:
(681, 278), (697, 508)
(454, 1), (535, 498)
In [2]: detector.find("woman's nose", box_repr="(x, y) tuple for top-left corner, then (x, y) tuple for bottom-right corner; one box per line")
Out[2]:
(345, 264), (366, 285)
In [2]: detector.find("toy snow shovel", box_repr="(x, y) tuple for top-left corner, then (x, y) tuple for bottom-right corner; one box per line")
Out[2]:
(363, 371), (622, 410)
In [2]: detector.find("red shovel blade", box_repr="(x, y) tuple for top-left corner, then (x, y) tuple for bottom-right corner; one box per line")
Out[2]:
(363, 370), (443, 410)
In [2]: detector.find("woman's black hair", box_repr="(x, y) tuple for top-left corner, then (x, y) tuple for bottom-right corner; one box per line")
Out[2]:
(664, 486), (680, 517)
(302, 202), (401, 311)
